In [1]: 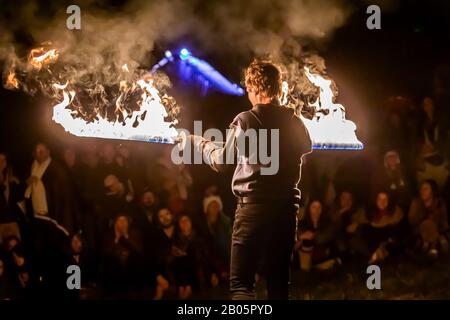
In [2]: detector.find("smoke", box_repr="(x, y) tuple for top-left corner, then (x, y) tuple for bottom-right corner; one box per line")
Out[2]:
(180, 0), (353, 61)
(0, 0), (354, 119)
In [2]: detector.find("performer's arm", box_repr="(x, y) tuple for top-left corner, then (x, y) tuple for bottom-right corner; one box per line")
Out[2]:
(188, 123), (238, 173)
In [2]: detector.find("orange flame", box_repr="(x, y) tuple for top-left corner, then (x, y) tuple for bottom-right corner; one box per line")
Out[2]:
(285, 67), (363, 149)
(5, 71), (19, 89)
(28, 47), (59, 70)
(121, 64), (129, 72)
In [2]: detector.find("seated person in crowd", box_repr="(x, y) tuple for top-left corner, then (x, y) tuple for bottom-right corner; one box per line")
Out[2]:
(172, 214), (205, 299)
(1, 235), (36, 299)
(415, 97), (449, 189)
(295, 199), (340, 271)
(365, 191), (404, 264)
(98, 143), (128, 186)
(138, 189), (160, 225)
(331, 191), (369, 258)
(408, 179), (449, 257)
(154, 146), (193, 217)
(153, 208), (179, 299)
(154, 208), (205, 299)
(97, 174), (136, 235)
(372, 150), (414, 211)
(65, 232), (97, 299)
(198, 195), (231, 286)
(101, 214), (144, 299)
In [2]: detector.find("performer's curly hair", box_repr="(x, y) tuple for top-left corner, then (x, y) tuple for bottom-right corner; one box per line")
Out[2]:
(244, 59), (282, 99)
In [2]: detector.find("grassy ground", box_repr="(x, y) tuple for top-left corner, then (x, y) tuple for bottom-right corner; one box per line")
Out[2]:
(195, 254), (450, 300)
(290, 254), (450, 300)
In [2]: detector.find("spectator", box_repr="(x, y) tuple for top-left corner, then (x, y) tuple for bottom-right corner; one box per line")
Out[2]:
(2, 236), (36, 299)
(66, 233), (97, 298)
(408, 180), (449, 257)
(101, 214), (144, 298)
(155, 146), (192, 215)
(153, 208), (178, 299)
(98, 143), (126, 182)
(133, 189), (164, 294)
(365, 192), (404, 264)
(78, 144), (103, 205)
(199, 195), (231, 284)
(24, 143), (77, 233)
(331, 191), (369, 258)
(381, 96), (418, 169)
(373, 150), (414, 211)
(62, 147), (84, 232)
(62, 147), (83, 194)
(98, 174), (135, 235)
(138, 189), (160, 225)
(416, 97), (449, 189)
(172, 214), (202, 299)
(0, 152), (23, 244)
(116, 145), (144, 196)
(295, 199), (340, 271)
(77, 144), (103, 253)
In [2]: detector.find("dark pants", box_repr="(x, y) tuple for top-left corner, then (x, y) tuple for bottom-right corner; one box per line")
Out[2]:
(230, 201), (298, 300)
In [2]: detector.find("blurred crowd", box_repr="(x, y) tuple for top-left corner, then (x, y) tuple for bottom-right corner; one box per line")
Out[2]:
(0, 141), (231, 299)
(0, 94), (449, 300)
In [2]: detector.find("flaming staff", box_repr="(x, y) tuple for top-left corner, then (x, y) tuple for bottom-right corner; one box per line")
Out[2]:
(4, 44), (181, 145)
(52, 79), (179, 144)
(4, 45), (362, 150)
(283, 66), (363, 150)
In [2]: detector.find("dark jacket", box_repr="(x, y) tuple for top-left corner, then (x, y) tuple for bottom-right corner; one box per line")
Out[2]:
(191, 103), (312, 201)
(25, 160), (77, 232)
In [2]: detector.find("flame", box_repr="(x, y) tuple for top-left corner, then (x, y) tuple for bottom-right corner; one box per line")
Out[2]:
(28, 47), (59, 70)
(299, 67), (363, 149)
(5, 71), (19, 89)
(52, 78), (179, 144)
(121, 64), (129, 72)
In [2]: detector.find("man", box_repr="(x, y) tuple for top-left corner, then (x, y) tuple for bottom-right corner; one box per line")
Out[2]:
(97, 174), (135, 234)
(181, 59), (312, 299)
(372, 150), (414, 210)
(24, 143), (76, 233)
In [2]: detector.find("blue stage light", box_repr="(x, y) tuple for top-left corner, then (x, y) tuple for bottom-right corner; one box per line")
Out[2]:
(179, 48), (190, 60)
(164, 50), (173, 58)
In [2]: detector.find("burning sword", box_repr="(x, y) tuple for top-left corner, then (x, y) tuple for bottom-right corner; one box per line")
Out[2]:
(283, 67), (364, 150)
(51, 80), (181, 145)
